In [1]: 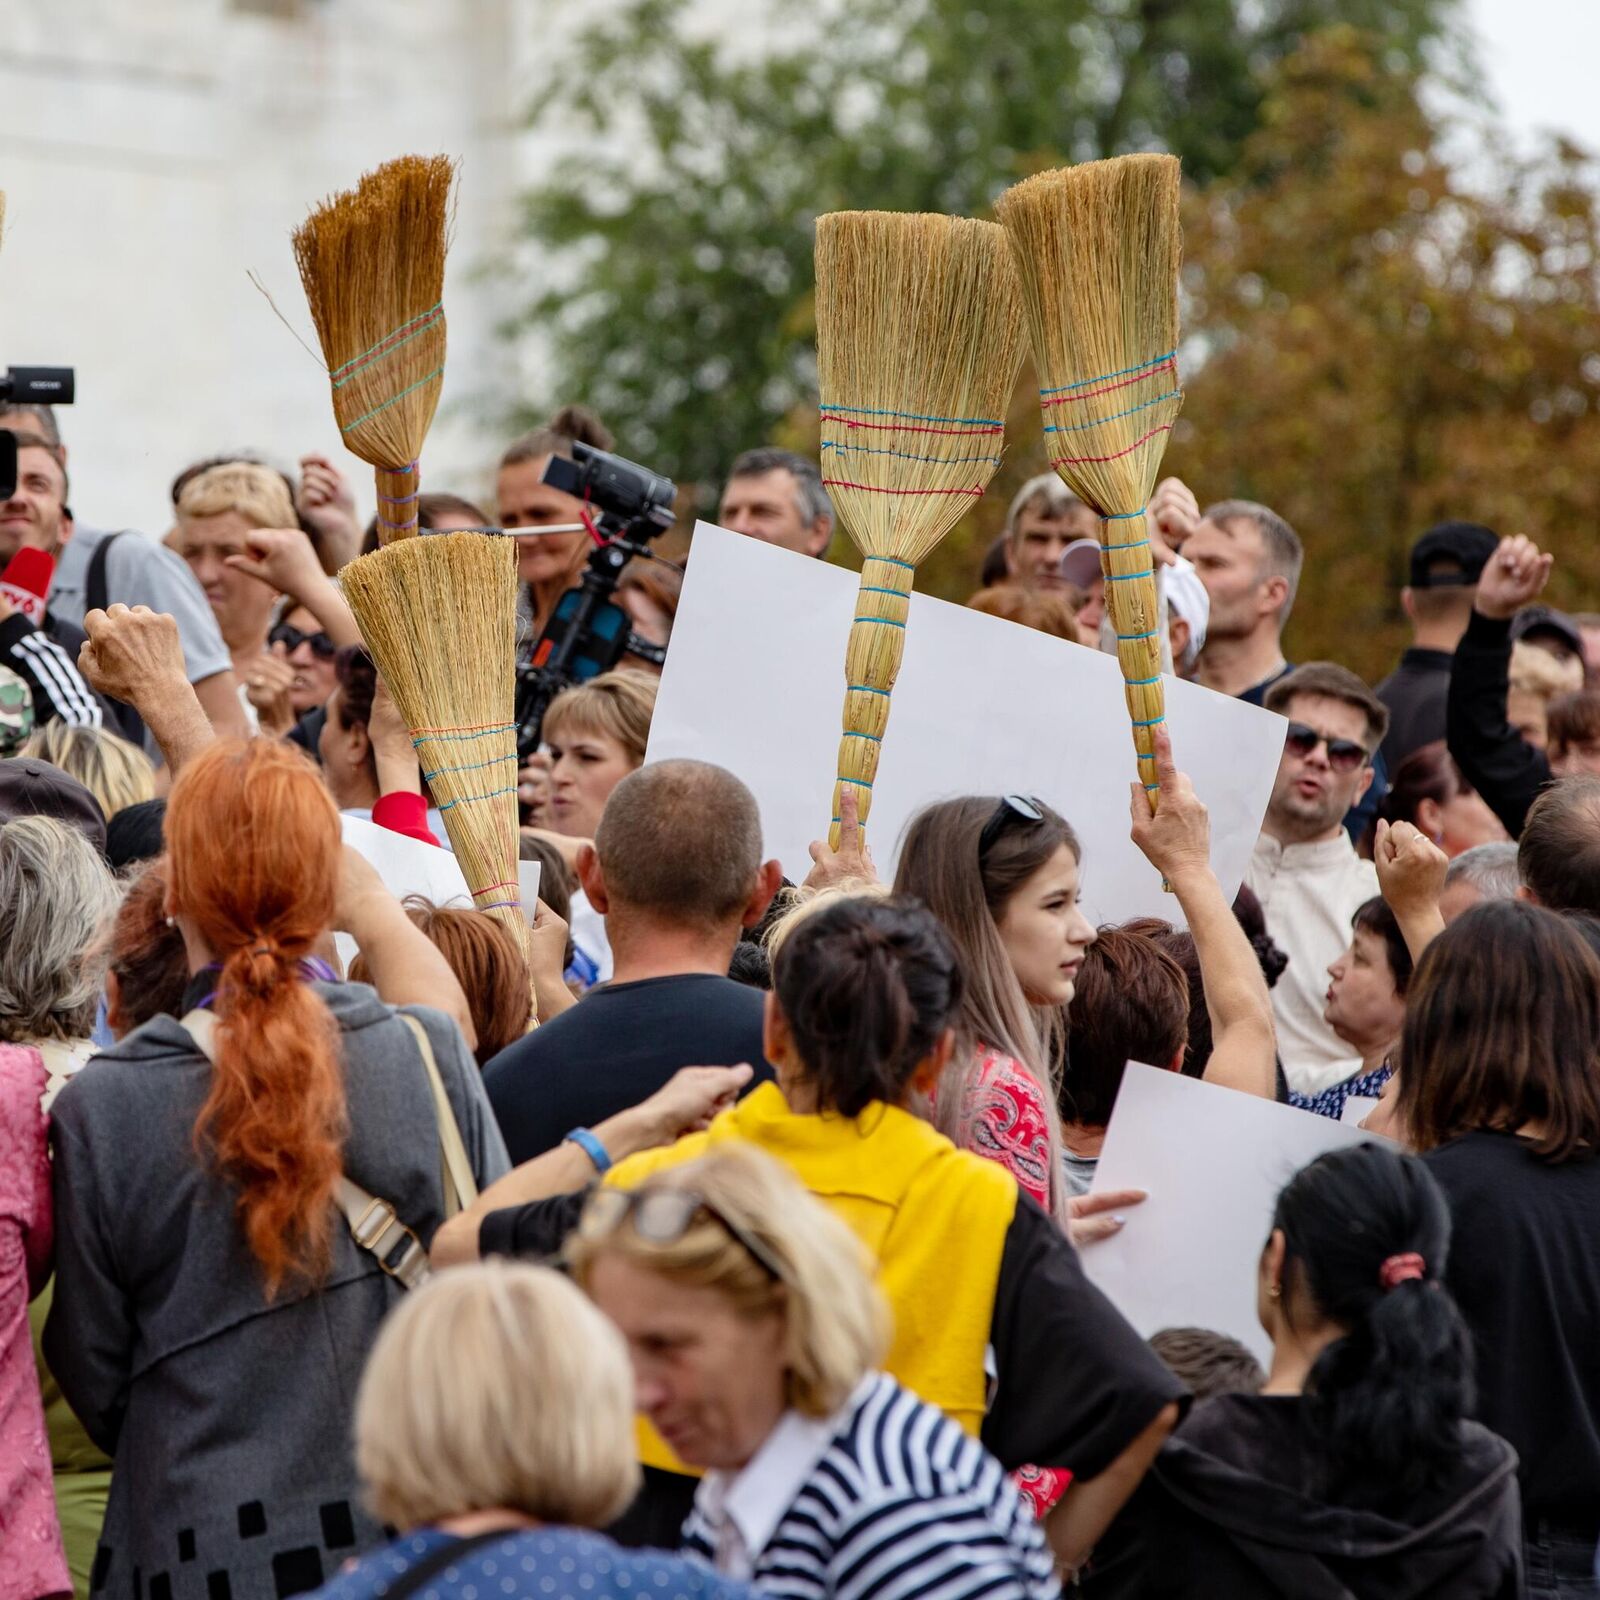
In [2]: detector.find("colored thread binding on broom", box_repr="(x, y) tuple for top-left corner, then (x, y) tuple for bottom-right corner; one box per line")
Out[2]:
(341, 368), (446, 436)
(1050, 423), (1174, 468)
(438, 785), (519, 812)
(1044, 390), (1181, 434)
(822, 441), (1004, 465)
(819, 402), (1004, 425)
(330, 303), (445, 388)
(418, 752), (517, 782)
(1039, 350), (1176, 397)
(823, 481), (985, 497)
(375, 467), (421, 504)
(1040, 352), (1177, 409)
(411, 722), (516, 744)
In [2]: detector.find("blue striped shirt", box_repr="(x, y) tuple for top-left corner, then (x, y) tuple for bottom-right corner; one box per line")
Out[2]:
(683, 1373), (1061, 1600)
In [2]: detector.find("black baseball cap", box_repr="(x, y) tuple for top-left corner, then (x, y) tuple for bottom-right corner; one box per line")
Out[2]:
(1407, 522), (1499, 589)
(0, 758), (108, 856)
(1511, 604), (1585, 660)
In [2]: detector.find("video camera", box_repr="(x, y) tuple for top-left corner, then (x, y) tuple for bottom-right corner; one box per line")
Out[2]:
(0, 367), (75, 499)
(514, 439), (678, 763)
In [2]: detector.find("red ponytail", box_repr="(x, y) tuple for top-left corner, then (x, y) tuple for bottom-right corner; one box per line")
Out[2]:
(167, 739), (346, 1296)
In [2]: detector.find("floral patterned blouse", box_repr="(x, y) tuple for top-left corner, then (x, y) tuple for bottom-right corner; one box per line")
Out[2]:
(933, 1045), (1069, 1520)
(0, 1043), (69, 1600)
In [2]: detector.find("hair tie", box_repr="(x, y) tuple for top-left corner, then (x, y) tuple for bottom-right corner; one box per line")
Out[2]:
(250, 943), (275, 959)
(1378, 1252), (1426, 1290)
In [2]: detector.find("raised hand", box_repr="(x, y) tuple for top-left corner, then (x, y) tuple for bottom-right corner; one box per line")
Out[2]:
(1475, 535), (1553, 621)
(805, 786), (881, 891)
(1128, 725), (1210, 886)
(244, 642), (297, 737)
(79, 604), (189, 711)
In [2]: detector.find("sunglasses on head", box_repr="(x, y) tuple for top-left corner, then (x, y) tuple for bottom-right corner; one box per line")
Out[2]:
(268, 622), (337, 660)
(577, 1185), (786, 1281)
(978, 793), (1045, 860)
(1284, 721), (1368, 773)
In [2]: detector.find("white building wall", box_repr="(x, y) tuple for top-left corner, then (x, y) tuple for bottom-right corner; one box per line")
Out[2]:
(0, 0), (551, 535)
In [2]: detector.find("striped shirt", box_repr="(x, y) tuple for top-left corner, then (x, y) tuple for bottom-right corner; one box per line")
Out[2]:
(684, 1373), (1061, 1600)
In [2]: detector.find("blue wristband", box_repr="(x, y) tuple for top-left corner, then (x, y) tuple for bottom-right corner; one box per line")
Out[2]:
(564, 1126), (613, 1174)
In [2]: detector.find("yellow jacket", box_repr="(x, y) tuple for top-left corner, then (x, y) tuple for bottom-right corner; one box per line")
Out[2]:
(606, 1081), (1018, 1472)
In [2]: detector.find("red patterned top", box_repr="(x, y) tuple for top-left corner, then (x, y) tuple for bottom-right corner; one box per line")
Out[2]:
(932, 1046), (1070, 1520)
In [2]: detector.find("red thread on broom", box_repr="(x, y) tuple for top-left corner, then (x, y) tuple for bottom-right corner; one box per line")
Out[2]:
(820, 414), (1003, 438)
(1051, 424), (1173, 467)
(1041, 358), (1177, 408)
(822, 480), (985, 497)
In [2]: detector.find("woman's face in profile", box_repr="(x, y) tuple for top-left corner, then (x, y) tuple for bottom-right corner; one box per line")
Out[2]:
(586, 1253), (788, 1474)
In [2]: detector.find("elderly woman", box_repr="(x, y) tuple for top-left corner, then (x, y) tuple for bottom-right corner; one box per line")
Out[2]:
(0, 815), (122, 1600)
(45, 739), (509, 1599)
(305, 1262), (751, 1600)
(569, 1145), (1060, 1596)
(437, 893), (1184, 1570)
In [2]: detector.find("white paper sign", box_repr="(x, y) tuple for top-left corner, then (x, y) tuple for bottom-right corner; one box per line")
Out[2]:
(1083, 1065), (1381, 1363)
(335, 815), (538, 969)
(646, 525), (1286, 925)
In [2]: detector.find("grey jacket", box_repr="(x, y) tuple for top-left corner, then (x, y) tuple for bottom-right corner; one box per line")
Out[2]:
(44, 981), (510, 1600)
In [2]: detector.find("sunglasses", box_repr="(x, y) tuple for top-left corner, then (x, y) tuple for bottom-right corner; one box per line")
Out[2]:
(1284, 721), (1368, 773)
(978, 793), (1044, 860)
(577, 1185), (786, 1281)
(268, 622), (337, 660)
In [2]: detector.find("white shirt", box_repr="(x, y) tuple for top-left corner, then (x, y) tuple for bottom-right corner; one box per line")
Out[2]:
(1246, 831), (1378, 1097)
(693, 1392), (854, 1578)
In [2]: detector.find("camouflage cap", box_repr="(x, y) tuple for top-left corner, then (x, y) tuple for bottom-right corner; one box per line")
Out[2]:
(0, 666), (37, 756)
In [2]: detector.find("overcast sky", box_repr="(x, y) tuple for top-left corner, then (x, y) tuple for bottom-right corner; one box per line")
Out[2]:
(1466, 0), (1600, 155)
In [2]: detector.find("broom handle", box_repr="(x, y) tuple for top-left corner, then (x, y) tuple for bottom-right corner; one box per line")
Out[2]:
(829, 555), (914, 849)
(1100, 512), (1165, 809)
(374, 462), (421, 544)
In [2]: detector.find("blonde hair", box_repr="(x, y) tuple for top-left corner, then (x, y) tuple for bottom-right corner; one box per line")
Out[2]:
(763, 881), (889, 964)
(1510, 639), (1584, 703)
(175, 461), (296, 530)
(541, 669), (657, 766)
(567, 1146), (888, 1417)
(21, 722), (156, 819)
(355, 1261), (640, 1531)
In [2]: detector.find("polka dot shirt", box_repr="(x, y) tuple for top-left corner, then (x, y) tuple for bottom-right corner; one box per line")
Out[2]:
(306, 1527), (754, 1600)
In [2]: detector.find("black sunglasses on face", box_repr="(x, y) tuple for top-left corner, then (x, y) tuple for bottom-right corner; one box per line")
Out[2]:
(978, 793), (1045, 860)
(269, 622), (337, 660)
(577, 1185), (787, 1281)
(1284, 721), (1367, 773)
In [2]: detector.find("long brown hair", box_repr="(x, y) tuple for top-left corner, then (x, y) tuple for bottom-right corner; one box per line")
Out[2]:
(893, 797), (1077, 1222)
(166, 740), (347, 1294)
(1395, 900), (1600, 1163)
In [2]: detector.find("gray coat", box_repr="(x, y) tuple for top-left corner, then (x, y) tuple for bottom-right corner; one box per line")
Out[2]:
(44, 982), (510, 1600)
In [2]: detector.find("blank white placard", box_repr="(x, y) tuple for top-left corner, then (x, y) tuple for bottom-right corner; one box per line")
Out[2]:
(647, 524), (1287, 926)
(1083, 1066), (1382, 1363)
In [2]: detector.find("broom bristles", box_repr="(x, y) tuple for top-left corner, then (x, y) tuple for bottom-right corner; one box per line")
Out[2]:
(997, 154), (1184, 801)
(338, 533), (534, 1008)
(293, 155), (454, 539)
(815, 211), (1025, 845)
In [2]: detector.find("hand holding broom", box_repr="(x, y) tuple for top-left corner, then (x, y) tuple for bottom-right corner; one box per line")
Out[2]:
(998, 154), (1185, 805)
(815, 211), (1025, 848)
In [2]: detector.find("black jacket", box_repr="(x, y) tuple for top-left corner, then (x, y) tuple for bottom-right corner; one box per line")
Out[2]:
(1083, 1394), (1523, 1600)
(1446, 610), (1550, 838)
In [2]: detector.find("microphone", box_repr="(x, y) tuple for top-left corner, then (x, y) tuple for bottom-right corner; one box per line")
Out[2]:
(0, 548), (55, 626)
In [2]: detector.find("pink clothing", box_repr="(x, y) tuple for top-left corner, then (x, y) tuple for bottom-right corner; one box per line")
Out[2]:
(0, 1044), (68, 1599)
(959, 1046), (1054, 1211)
(936, 1047), (1070, 1520)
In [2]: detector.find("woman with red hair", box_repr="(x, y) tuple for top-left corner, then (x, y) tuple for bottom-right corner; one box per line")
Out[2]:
(44, 739), (509, 1600)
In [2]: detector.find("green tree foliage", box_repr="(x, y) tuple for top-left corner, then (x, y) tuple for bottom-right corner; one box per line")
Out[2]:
(509, 0), (1457, 512)
(1168, 29), (1600, 680)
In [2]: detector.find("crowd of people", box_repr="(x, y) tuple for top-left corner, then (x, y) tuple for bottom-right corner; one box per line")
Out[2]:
(0, 388), (1596, 1600)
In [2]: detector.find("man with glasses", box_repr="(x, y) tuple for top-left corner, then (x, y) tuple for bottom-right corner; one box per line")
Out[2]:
(1248, 663), (1392, 1097)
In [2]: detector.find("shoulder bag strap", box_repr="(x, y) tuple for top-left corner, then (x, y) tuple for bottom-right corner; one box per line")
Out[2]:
(85, 531), (120, 616)
(372, 1532), (508, 1600)
(397, 1011), (479, 1216)
(177, 1008), (431, 1289)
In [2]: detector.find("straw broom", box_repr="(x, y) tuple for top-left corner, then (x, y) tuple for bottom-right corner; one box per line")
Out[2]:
(292, 155), (452, 543)
(816, 212), (1025, 847)
(339, 534), (531, 998)
(997, 154), (1184, 803)
(292, 159), (532, 1010)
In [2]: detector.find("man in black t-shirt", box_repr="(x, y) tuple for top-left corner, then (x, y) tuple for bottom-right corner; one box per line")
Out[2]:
(483, 759), (782, 1162)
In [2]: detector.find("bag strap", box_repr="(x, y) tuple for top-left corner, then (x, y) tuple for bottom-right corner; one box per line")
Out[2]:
(375, 1531), (508, 1600)
(177, 1008), (435, 1290)
(85, 531), (120, 616)
(396, 1011), (478, 1216)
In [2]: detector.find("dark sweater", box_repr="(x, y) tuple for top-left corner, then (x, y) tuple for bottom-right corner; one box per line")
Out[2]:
(1084, 1393), (1522, 1600)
